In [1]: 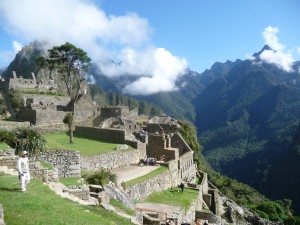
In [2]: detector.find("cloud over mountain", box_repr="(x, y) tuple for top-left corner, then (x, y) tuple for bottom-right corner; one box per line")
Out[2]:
(0, 0), (188, 95)
(259, 26), (295, 72)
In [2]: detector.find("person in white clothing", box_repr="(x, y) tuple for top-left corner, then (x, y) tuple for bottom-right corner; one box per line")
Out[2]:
(17, 151), (30, 192)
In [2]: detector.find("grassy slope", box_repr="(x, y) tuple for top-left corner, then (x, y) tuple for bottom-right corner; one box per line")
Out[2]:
(0, 175), (133, 225)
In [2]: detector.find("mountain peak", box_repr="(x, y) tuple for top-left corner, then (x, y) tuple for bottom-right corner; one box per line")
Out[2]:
(253, 45), (274, 58)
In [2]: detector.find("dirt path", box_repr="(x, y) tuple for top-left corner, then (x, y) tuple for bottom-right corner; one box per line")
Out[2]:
(112, 165), (160, 184)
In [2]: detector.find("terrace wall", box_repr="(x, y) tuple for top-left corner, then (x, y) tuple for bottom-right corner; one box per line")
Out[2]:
(36, 150), (80, 178)
(80, 149), (141, 171)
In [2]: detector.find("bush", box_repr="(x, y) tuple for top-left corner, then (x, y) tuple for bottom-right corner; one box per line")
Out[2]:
(8, 91), (23, 109)
(255, 201), (287, 221)
(85, 169), (117, 186)
(255, 209), (269, 220)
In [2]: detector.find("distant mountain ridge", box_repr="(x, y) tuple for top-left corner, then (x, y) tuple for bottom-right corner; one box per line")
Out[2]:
(193, 48), (300, 214)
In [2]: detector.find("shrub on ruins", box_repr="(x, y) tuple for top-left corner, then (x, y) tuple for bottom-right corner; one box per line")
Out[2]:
(84, 169), (117, 187)
(178, 119), (201, 154)
(8, 90), (24, 110)
(63, 113), (74, 137)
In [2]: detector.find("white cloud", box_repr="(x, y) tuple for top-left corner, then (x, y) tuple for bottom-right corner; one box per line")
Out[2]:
(259, 26), (294, 72)
(0, 41), (24, 68)
(297, 47), (300, 55)
(12, 41), (23, 53)
(0, 0), (188, 95)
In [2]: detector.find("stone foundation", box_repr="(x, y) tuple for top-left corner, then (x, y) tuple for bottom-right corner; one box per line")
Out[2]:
(0, 149), (17, 169)
(81, 149), (140, 171)
(37, 150), (80, 178)
(125, 170), (173, 200)
(0, 204), (5, 225)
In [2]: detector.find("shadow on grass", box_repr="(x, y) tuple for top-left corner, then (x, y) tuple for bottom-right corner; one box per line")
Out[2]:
(0, 187), (20, 192)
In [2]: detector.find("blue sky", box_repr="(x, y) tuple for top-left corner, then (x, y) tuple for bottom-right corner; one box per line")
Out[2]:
(0, 0), (299, 95)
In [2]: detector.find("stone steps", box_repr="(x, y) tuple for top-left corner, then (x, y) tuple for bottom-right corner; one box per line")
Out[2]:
(0, 166), (18, 176)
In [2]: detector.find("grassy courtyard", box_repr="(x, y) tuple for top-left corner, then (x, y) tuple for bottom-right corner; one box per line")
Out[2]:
(144, 187), (199, 210)
(44, 132), (132, 155)
(0, 175), (133, 225)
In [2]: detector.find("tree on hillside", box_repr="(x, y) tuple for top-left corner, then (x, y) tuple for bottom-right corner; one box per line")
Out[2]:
(37, 42), (91, 143)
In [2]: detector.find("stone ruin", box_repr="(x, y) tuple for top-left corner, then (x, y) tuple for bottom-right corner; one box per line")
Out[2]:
(0, 71), (57, 92)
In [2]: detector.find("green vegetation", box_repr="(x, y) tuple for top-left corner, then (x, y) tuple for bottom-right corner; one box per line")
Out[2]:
(178, 119), (201, 154)
(109, 199), (135, 216)
(44, 132), (128, 155)
(0, 142), (9, 149)
(0, 175), (133, 225)
(0, 127), (45, 156)
(125, 166), (168, 187)
(39, 161), (54, 170)
(84, 169), (117, 187)
(204, 168), (298, 222)
(8, 90), (23, 110)
(144, 188), (199, 210)
(14, 88), (63, 96)
(37, 42), (92, 143)
(59, 176), (85, 186)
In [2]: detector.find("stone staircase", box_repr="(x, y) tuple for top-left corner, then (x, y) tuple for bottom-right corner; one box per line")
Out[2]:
(0, 166), (18, 176)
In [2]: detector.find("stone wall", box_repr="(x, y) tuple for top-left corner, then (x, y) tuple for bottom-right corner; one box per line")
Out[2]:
(75, 126), (126, 144)
(64, 185), (90, 201)
(0, 149), (17, 169)
(22, 94), (70, 106)
(179, 151), (195, 182)
(8, 71), (57, 91)
(34, 123), (69, 134)
(146, 134), (178, 162)
(81, 149), (140, 171)
(184, 192), (202, 224)
(0, 204), (5, 225)
(195, 210), (220, 224)
(30, 162), (59, 183)
(0, 121), (30, 130)
(125, 169), (173, 200)
(36, 150), (80, 178)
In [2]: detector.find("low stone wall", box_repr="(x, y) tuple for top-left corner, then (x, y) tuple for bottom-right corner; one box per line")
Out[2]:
(125, 170), (173, 200)
(37, 150), (80, 178)
(34, 123), (69, 134)
(81, 149), (140, 171)
(184, 190), (202, 223)
(64, 185), (90, 201)
(0, 121), (30, 130)
(75, 126), (127, 144)
(195, 210), (220, 224)
(0, 204), (5, 225)
(0, 149), (17, 169)
(30, 162), (59, 183)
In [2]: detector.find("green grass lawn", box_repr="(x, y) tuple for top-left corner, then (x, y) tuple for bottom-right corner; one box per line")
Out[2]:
(125, 166), (168, 187)
(44, 133), (132, 155)
(144, 188), (199, 210)
(0, 142), (10, 150)
(0, 175), (133, 225)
